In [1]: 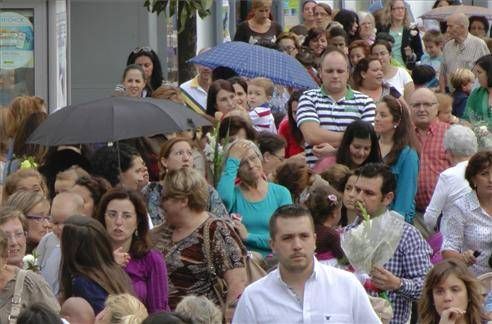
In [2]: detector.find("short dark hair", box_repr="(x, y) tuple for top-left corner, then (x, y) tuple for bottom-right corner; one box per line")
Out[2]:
(372, 38), (393, 53)
(465, 151), (492, 190)
(256, 132), (286, 155)
(327, 26), (348, 44)
(354, 163), (396, 196)
(218, 115), (257, 142)
(212, 66), (238, 82)
(412, 65), (437, 87)
(303, 27), (328, 47)
(469, 15), (490, 34)
(17, 302), (62, 324)
(475, 54), (492, 88)
(90, 143), (140, 187)
(269, 204), (314, 239)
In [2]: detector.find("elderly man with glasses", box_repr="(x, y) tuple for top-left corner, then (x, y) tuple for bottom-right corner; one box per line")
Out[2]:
(410, 88), (450, 237)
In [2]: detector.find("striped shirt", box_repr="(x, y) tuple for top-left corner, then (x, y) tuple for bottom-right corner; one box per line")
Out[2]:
(249, 105), (277, 134)
(442, 33), (490, 91)
(296, 87), (376, 167)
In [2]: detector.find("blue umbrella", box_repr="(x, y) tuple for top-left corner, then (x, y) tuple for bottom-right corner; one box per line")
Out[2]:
(189, 41), (318, 90)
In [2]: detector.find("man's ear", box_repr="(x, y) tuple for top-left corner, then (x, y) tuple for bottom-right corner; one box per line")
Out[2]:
(382, 191), (395, 208)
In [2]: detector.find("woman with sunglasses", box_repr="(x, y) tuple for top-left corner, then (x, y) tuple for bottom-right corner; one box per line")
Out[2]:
(115, 47), (164, 97)
(5, 191), (51, 254)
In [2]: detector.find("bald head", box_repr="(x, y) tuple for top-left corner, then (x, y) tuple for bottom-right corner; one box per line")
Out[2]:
(51, 192), (84, 238)
(61, 297), (95, 324)
(447, 13), (469, 41)
(447, 13), (469, 29)
(410, 88), (438, 130)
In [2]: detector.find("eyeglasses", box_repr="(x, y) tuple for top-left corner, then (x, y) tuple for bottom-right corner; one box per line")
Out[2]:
(314, 12), (329, 17)
(5, 231), (26, 241)
(132, 46), (153, 55)
(240, 154), (261, 166)
(391, 6), (405, 11)
(411, 102), (437, 109)
(26, 214), (51, 223)
(281, 46), (297, 53)
(171, 150), (193, 158)
(270, 152), (285, 162)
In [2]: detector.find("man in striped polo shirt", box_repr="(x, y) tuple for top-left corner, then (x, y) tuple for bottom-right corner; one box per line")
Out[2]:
(296, 47), (376, 168)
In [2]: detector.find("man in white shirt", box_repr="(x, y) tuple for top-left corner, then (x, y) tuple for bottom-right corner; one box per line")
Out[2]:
(439, 13), (490, 92)
(179, 48), (211, 113)
(424, 125), (478, 231)
(232, 204), (380, 324)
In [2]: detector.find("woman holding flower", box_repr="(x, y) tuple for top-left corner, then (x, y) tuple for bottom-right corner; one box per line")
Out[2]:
(217, 139), (292, 256)
(0, 229), (59, 323)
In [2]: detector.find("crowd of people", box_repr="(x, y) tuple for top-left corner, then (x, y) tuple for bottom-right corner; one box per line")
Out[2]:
(1, 0), (492, 323)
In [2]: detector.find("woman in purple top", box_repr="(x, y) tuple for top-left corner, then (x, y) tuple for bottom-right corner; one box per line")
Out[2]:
(97, 188), (170, 314)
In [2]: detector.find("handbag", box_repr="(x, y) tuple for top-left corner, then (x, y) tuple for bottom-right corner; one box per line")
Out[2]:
(203, 218), (267, 309)
(9, 269), (27, 324)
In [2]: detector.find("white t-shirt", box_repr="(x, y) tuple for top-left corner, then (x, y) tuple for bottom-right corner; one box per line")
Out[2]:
(385, 67), (413, 97)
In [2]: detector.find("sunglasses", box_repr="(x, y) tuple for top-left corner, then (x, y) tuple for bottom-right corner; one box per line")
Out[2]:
(132, 46), (153, 55)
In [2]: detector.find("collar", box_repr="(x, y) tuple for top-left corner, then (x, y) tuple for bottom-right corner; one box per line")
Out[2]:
(416, 119), (441, 135)
(275, 256), (320, 284)
(466, 191), (482, 212)
(320, 86), (355, 102)
(190, 75), (207, 93)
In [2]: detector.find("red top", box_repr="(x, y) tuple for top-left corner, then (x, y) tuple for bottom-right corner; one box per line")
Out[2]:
(278, 118), (304, 158)
(415, 120), (450, 211)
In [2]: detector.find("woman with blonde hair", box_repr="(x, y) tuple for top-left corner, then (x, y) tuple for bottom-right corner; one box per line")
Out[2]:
(142, 137), (228, 226)
(6, 191), (51, 254)
(358, 12), (376, 45)
(418, 259), (483, 324)
(151, 168), (246, 322)
(233, 0), (282, 45)
(176, 295), (222, 324)
(2, 168), (48, 203)
(377, 0), (422, 69)
(95, 294), (148, 324)
(6, 96), (45, 139)
(217, 139), (292, 256)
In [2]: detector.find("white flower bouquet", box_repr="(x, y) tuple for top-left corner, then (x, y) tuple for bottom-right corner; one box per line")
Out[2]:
(341, 204), (404, 273)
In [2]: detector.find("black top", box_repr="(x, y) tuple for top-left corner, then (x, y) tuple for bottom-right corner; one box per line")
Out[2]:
(377, 24), (423, 70)
(233, 20), (283, 45)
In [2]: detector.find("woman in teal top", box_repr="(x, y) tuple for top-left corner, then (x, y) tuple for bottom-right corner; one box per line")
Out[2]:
(217, 139), (292, 256)
(374, 95), (419, 223)
(464, 54), (492, 126)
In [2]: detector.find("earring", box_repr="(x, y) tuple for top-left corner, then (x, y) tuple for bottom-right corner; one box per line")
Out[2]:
(393, 124), (398, 129)
(134, 229), (139, 237)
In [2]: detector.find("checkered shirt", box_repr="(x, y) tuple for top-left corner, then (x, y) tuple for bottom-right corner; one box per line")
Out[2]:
(415, 120), (450, 212)
(347, 215), (433, 324)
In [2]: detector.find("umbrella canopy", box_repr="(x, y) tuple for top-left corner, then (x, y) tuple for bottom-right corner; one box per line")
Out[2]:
(421, 5), (492, 21)
(27, 96), (211, 146)
(189, 41), (318, 90)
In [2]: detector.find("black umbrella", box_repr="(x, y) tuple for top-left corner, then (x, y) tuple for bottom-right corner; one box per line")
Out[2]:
(27, 96), (211, 146)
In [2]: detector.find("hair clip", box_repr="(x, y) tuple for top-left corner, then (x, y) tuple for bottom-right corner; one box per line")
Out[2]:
(327, 194), (337, 203)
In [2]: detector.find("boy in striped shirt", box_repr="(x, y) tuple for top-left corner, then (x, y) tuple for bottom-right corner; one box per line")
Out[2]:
(247, 77), (277, 134)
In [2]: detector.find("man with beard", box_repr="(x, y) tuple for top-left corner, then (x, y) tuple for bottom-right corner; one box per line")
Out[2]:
(232, 204), (379, 323)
